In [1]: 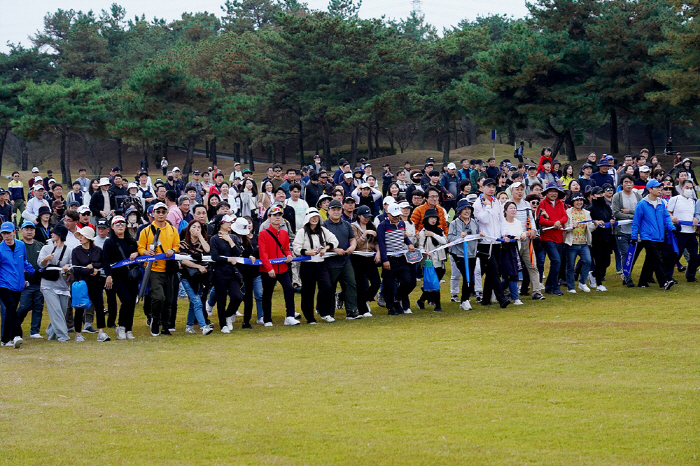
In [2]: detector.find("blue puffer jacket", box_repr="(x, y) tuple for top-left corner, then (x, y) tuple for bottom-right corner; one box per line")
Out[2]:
(631, 196), (675, 242)
(0, 240), (35, 292)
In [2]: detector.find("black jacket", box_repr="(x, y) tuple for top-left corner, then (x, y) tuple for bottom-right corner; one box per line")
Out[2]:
(89, 190), (116, 218)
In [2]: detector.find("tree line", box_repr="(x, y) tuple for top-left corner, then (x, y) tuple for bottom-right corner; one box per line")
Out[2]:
(1, 0), (699, 184)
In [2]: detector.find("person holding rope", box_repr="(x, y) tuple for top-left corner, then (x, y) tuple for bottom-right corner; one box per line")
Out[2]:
(209, 214), (245, 333)
(71, 226), (109, 342)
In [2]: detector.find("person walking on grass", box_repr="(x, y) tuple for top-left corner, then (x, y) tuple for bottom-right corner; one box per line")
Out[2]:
(209, 214), (245, 334)
(16, 221), (45, 339)
(563, 194), (594, 293)
(38, 224), (72, 342)
(0, 222), (35, 348)
(416, 209), (447, 312)
(351, 205), (381, 317)
(448, 199), (479, 310)
(536, 182), (568, 296)
(377, 203), (417, 315)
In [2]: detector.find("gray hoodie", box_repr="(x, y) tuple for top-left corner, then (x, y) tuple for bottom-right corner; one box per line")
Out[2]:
(448, 217), (479, 259)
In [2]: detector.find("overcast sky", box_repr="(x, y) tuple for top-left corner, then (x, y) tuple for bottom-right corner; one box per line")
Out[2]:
(1, 0), (530, 53)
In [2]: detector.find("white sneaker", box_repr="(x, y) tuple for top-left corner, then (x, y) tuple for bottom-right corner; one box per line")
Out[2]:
(460, 300), (472, 310)
(362, 312), (373, 318)
(321, 315), (336, 323)
(294, 312), (302, 319)
(202, 326), (213, 335)
(126, 331), (136, 340)
(221, 326), (231, 334)
(235, 310), (243, 317)
(168, 328), (176, 332)
(450, 295), (460, 303)
(29, 333), (43, 339)
(513, 299), (524, 305)
(578, 282), (591, 292)
(568, 289), (577, 294)
(97, 332), (111, 342)
(596, 285), (608, 292)
(284, 316), (301, 326)
(185, 326), (195, 334)
(403, 308), (413, 314)
(205, 301), (213, 315)
(257, 317), (264, 325)
(588, 272), (597, 288)
(13, 336), (23, 349)
(264, 322), (273, 327)
(225, 316), (234, 331)
(116, 326), (127, 340)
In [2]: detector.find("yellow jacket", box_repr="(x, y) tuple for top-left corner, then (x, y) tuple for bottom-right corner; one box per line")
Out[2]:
(137, 222), (180, 273)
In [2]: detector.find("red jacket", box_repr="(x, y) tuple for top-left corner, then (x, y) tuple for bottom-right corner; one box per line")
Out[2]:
(537, 198), (568, 243)
(258, 226), (291, 274)
(536, 155), (553, 173)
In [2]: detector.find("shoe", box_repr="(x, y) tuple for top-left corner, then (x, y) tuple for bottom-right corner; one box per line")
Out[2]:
(116, 326), (127, 340)
(664, 280), (675, 290)
(205, 301), (213, 316)
(552, 290), (564, 296)
(499, 299), (511, 309)
(450, 295), (459, 303)
(687, 276), (697, 283)
(475, 292), (483, 304)
(235, 310), (243, 317)
(416, 300), (425, 310)
(513, 299), (524, 305)
(294, 285), (302, 294)
(388, 308), (402, 315)
(75, 334), (86, 342)
(376, 293), (386, 308)
(97, 332), (111, 342)
(221, 326), (231, 333)
(126, 331), (136, 340)
(29, 333), (43, 339)
(294, 312), (302, 319)
(82, 324), (98, 334)
(345, 312), (362, 320)
(596, 285), (608, 292)
(284, 316), (301, 326)
(532, 292), (545, 300)
(588, 272), (597, 288)
(568, 289), (576, 293)
(241, 323), (253, 329)
(364, 301), (373, 315)
(578, 283), (591, 293)
(146, 318), (152, 327)
(168, 328), (176, 332)
(185, 326), (195, 334)
(362, 312), (373, 318)
(626, 280), (635, 288)
(321, 315), (335, 323)
(203, 325), (213, 335)
(616, 269), (623, 274)
(678, 264), (687, 272)
(433, 307), (442, 312)
(67, 328), (74, 333)
(403, 308), (413, 314)
(264, 322), (273, 327)
(427, 301), (435, 307)
(257, 318), (264, 325)
(309, 322), (317, 325)
(226, 316), (234, 331)
(335, 292), (343, 309)
(460, 300), (472, 311)
(151, 332), (159, 337)
(160, 329), (172, 336)
(13, 336), (23, 349)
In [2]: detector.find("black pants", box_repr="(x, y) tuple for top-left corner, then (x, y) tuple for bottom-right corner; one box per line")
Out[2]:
(261, 270), (296, 323)
(669, 232), (699, 279)
(351, 255), (381, 314)
(419, 266), (445, 306)
(591, 235), (613, 283)
(106, 288), (117, 328)
(0, 288), (22, 344)
(75, 278), (105, 332)
(169, 274), (179, 329)
(451, 254), (476, 302)
(477, 243), (506, 305)
(638, 240), (670, 287)
(381, 256), (416, 311)
(213, 273), (243, 329)
(299, 261), (333, 322)
(112, 277), (138, 331)
(241, 268), (258, 325)
(149, 271), (174, 332)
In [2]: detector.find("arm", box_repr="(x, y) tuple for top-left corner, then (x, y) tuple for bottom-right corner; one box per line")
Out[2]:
(292, 230), (305, 256)
(258, 234), (272, 273)
(537, 205), (556, 227)
(209, 237), (230, 264)
(377, 223), (388, 263)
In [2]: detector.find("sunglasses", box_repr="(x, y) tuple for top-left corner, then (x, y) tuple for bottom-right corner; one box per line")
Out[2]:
(530, 201), (540, 206)
(113, 221), (126, 226)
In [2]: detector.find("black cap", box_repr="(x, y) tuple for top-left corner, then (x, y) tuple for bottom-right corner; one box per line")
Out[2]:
(359, 158), (366, 163)
(96, 218), (109, 228)
(112, 166), (121, 172)
(426, 157), (435, 163)
(424, 208), (438, 219)
(193, 170), (200, 175)
(343, 196), (355, 204)
(50, 224), (68, 241)
(482, 178), (497, 186)
(429, 170), (440, 177)
(582, 163), (593, 169)
(0, 188), (6, 195)
(38, 206), (51, 217)
(357, 205), (372, 218)
(328, 199), (342, 209)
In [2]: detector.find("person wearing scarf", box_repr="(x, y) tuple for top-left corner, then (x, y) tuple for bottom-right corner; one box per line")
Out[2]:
(416, 208), (447, 312)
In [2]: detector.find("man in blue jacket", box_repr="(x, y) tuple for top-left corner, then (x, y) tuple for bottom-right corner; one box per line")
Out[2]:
(630, 179), (676, 290)
(0, 222), (35, 348)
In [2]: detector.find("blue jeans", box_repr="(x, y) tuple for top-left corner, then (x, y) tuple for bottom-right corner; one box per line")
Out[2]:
(17, 283), (44, 335)
(566, 244), (591, 290)
(501, 279), (519, 301)
(181, 278), (207, 328)
(542, 240), (563, 293)
(252, 275), (263, 320)
(616, 234), (631, 280)
(536, 249), (546, 282)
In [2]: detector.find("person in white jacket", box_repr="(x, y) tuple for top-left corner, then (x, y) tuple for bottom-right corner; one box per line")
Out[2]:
(292, 208), (339, 324)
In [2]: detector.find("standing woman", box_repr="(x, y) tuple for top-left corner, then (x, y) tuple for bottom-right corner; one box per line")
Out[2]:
(239, 179), (258, 219)
(563, 194), (594, 293)
(232, 217), (260, 328)
(448, 199), (479, 310)
(179, 220), (213, 335)
(292, 208), (338, 323)
(501, 201), (526, 305)
(416, 209), (448, 312)
(588, 187), (615, 291)
(102, 216), (141, 340)
(34, 206), (53, 244)
(351, 205), (381, 316)
(209, 214), (244, 333)
(38, 224), (73, 342)
(71, 226), (110, 342)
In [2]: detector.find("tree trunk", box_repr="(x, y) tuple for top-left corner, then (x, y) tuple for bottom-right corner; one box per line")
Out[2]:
(321, 120), (331, 159)
(387, 129), (395, 154)
(210, 137), (218, 165)
(646, 124), (655, 157)
(61, 130), (71, 184)
(281, 145), (287, 165)
(247, 142), (254, 172)
(20, 137), (28, 172)
(442, 128), (450, 164)
(507, 123), (516, 146)
(205, 140), (210, 160)
(374, 122), (380, 154)
(470, 120), (477, 146)
(436, 128), (442, 152)
(610, 108), (619, 154)
(116, 138), (123, 171)
(454, 122), (458, 149)
(622, 115), (631, 154)
(298, 117), (304, 166)
(233, 142), (240, 163)
(462, 117), (471, 146)
(589, 128), (597, 151)
(162, 140), (168, 160)
(183, 136), (196, 183)
(0, 126), (8, 176)
(546, 121), (565, 157)
(367, 125), (374, 159)
(417, 120), (425, 150)
(351, 125), (358, 168)
(564, 129), (577, 162)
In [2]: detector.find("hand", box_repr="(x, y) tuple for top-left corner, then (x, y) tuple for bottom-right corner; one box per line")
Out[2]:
(408, 244), (415, 252)
(144, 249), (155, 256)
(199, 266), (207, 274)
(383, 261), (391, 270)
(286, 254), (293, 263)
(319, 249), (326, 257)
(374, 253), (380, 264)
(503, 237), (511, 243)
(45, 253), (55, 262)
(129, 252), (138, 260)
(672, 216), (679, 224)
(85, 264), (93, 270)
(694, 218), (699, 226)
(249, 256), (256, 263)
(105, 276), (113, 289)
(460, 232), (467, 238)
(334, 248), (346, 256)
(365, 230), (376, 237)
(479, 232), (486, 237)
(268, 269), (276, 278)
(165, 249), (174, 258)
(307, 248), (318, 256)
(554, 221), (562, 229)
(621, 208), (629, 214)
(91, 269), (98, 276)
(425, 231), (434, 237)
(228, 257), (237, 264)
(594, 220), (604, 226)
(62, 264), (71, 273)
(100, 211), (107, 217)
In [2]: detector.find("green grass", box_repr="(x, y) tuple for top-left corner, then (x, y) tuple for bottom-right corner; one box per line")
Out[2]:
(2, 261), (700, 465)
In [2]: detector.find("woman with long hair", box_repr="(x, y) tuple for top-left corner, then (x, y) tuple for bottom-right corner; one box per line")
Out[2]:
(209, 214), (244, 333)
(206, 194), (221, 220)
(351, 205), (381, 316)
(416, 208), (447, 312)
(34, 206), (53, 244)
(243, 216), (264, 323)
(448, 199), (479, 310)
(38, 224), (73, 342)
(257, 180), (274, 222)
(239, 179), (258, 219)
(560, 164), (575, 189)
(102, 215), (141, 340)
(501, 201), (526, 305)
(495, 172), (508, 194)
(292, 207), (338, 323)
(180, 220), (213, 335)
(231, 217), (260, 328)
(564, 179), (581, 207)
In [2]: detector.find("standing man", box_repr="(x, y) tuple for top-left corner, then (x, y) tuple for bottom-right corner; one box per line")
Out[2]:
(0, 222), (35, 348)
(441, 163), (459, 214)
(323, 200), (361, 320)
(537, 182), (568, 296)
(89, 177), (115, 221)
(185, 170), (204, 203)
(26, 184), (50, 220)
(16, 221), (44, 339)
(137, 202), (180, 336)
(8, 172), (25, 226)
(161, 156), (168, 176)
(381, 164), (394, 197)
(667, 179), (699, 282)
(377, 203), (417, 315)
(171, 167), (185, 197)
(109, 174), (129, 215)
(612, 174), (641, 287)
(630, 179), (676, 290)
(515, 141), (524, 163)
(76, 168), (91, 193)
(510, 181), (545, 300)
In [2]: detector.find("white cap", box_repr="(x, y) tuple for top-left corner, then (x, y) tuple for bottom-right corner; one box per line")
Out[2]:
(447, 163), (456, 170)
(76, 226), (95, 240)
(77, 205), (90, 214)
(172, 167), (181, 172)
(387, 204), (402, 216)
(31, 167), (39, 173)
(99, 177), (111, 186)
(383, 196), (395, 205)
(48, 178), (56, 184)
(398, 201), (411, 208)
(127, 182), (138, 190)
(343, 172), (352, 179)
(152, 202), (167, 211)
(33, 184), (45, 191)
(639, 165), (651, 173)
(232, 217), (250, 235)
(360, 183), (370, 189)
(221, 214), (236, 224)
(510, 181), (524, 189)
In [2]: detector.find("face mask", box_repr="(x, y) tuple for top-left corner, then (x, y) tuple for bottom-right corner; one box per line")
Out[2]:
(684, 189), (693, 198)
(168, 176), (173, 181)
